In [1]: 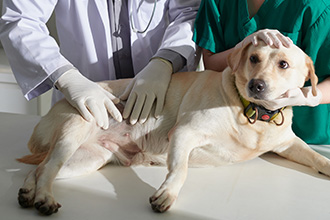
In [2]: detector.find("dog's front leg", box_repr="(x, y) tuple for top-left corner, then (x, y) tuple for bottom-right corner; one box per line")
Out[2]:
(274, 137), (330, 176)
(149, 128), (199, 213)
(18, 169), (38, 208)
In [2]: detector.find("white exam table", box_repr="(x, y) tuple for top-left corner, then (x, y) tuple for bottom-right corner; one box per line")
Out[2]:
(1, 112), (330, 220)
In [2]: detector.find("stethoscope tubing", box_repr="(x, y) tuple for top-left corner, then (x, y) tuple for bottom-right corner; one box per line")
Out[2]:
(129, 0), (157, 34)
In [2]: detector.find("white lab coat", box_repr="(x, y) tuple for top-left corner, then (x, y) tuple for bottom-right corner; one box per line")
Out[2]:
(0, 0), (200, 103)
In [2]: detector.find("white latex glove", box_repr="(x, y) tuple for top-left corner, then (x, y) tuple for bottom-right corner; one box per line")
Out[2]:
(262, 86), (322, 111)
(55, 68), (122, 129)
(120, 58), (173, 125)
(235, 29), (293, 49)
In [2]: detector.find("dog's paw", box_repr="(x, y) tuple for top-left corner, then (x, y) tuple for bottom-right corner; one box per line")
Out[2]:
(34, 195), (62, 215)
(149, 188), (177, 213)
(18, 188), (35, 208)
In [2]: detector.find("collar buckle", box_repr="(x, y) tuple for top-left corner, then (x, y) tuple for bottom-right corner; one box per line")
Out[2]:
(242, 97), (285, 126)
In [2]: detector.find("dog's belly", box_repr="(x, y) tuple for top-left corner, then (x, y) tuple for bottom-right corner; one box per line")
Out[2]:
(95, 118), (171, 166)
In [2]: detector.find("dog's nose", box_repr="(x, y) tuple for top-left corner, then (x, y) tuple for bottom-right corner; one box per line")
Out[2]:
(248, 79), (266, 95)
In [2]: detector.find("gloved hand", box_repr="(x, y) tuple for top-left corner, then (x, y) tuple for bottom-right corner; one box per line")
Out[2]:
(262, 86), (322, 111)
(235, 29), (293, 49)
(55, 68), (122, 129)
(120, 58), (173, 125)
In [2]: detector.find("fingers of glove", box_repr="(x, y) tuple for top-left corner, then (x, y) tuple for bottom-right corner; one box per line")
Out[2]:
(250, 35), (258, 46)
(139, 94), (156, 124)
(285, 87), (302, 98)
(122, 92), (137, 120)
(257, 31), (274, 46)
(104, 89), (121, 104)
(129, 94), (147, 125)
(241, 35), (257, 48)
(76, 101), (93, 122)
(301, 87), (322, 106)
(105, 99), (123, 123)
(277, 34), (292, 48)
(119, 80), (135, 101)
(99, 102), (110, 129)
(257, 30), (292, 48)
(85, 99), (106, 129)
(154, 93), (165, 119)
(267, 32), (282, 48)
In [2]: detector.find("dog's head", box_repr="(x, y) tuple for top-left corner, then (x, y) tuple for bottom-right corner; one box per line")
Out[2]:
(227, 42), (318, 106)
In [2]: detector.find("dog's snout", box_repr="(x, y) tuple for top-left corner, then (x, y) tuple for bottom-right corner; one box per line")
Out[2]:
(248, 79), (266, 93)
(248, 79), (266, 99)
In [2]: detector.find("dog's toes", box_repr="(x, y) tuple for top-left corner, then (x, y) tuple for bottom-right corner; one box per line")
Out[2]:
(150, 201), (171, 213)
(34, 199), (62, 215)
(149, 189), (176, 213)
(18, 188), (35, 208)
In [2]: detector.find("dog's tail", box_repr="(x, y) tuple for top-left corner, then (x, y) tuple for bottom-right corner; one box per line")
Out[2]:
(16, 152), (48, 165)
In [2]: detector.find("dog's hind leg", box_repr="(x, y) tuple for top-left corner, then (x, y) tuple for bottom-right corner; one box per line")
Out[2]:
(19, 118), (95, 215)
(274, 137), (330, 176)
(149, 128), (201, 213)
(56, 143), (115, 179)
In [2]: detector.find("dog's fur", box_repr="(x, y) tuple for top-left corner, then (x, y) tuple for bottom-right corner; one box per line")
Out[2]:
(17, 42), (330, 215)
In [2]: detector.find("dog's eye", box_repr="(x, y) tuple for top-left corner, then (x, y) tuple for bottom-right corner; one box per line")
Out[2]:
(249, 55), (259, 64)
(279, 60), (289, 69)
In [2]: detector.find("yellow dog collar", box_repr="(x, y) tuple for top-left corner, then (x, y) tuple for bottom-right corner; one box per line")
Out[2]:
(240, 95), (285, 126)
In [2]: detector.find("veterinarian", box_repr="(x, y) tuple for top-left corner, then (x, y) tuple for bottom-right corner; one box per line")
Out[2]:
(0, 0), (201, 128)
(193, 0), (330, 145)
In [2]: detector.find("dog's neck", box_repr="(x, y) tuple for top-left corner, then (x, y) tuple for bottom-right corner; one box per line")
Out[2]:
(239, 94), (285, 126)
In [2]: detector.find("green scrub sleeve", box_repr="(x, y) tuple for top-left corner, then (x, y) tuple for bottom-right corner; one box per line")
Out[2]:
(293, 6), (330, 144)
(193, 0), (225, 53)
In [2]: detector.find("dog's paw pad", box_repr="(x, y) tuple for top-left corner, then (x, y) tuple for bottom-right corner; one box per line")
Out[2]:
(18, 188), (35, 208)
(150, 202), (171, 213)
(149, 189), (176, 213)
(34, 200), (62, 215)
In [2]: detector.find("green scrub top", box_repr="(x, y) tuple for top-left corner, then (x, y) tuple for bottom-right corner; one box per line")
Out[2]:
(193, 0), (330, 144)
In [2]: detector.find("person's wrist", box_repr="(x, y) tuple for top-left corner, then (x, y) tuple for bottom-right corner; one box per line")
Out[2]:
(55, 68), (81, 90)
(150, 57), (173, 73)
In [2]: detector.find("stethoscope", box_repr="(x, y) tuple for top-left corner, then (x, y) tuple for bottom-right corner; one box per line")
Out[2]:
(129, 0), (157, 34)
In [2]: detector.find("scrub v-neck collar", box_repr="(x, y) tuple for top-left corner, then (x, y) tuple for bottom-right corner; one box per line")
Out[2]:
(238, 0), (278, 38)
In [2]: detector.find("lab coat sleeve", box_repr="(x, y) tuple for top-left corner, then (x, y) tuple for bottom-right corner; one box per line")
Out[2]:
(0, 0), (73, 100)
(158, 0), (201, 71)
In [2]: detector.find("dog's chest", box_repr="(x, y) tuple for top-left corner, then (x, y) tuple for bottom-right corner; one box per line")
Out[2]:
(232, 120), (291, 159)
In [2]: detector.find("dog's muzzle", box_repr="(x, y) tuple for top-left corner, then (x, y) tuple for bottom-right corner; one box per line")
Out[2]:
(248, 79), (266, 99)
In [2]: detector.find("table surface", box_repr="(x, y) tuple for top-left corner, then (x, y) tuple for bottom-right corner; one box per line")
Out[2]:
(1, 112), (330, 220)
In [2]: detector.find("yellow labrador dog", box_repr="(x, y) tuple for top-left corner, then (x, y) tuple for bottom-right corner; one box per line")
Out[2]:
(17, 42), (330, 215)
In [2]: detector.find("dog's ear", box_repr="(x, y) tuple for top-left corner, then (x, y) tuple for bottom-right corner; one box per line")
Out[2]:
(227, 43), (251, 72)
(305, 56), (318, 96)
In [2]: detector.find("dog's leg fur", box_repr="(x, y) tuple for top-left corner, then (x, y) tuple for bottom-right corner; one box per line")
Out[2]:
(18, 112), (99, 215)
(274, 137), (330, 176)
(149, 127), (200, 212)
(18, 169), (38, 208)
